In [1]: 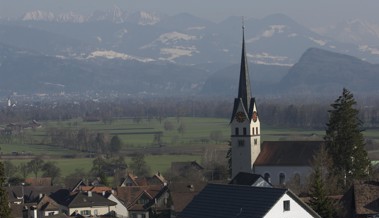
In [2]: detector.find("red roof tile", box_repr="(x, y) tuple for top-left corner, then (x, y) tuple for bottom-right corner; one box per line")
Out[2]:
(254, 141), (324, 166)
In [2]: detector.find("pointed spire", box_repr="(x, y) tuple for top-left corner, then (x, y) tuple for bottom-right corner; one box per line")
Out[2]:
(237, 19), (252, 111)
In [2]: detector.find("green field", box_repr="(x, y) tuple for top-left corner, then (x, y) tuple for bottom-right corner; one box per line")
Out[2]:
(7, 154), (201, 177)
(1, 117), (379, 178)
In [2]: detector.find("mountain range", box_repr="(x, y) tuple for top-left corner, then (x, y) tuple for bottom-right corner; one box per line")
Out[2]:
(0, 9), (379, 98)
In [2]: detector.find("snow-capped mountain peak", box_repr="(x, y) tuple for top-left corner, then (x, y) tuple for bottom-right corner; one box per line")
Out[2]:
(127, 11), (162, 26)
(56, 12), (87, 23)
(22, 10), (87, 23)
(87, 50), (155, 62)
(317, 19), (379, 45)
(22, 10), (55, 21)
(90, 6), (128, 23)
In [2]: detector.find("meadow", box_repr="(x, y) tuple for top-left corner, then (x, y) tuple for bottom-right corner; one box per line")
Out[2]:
(1, 117), (379, 177)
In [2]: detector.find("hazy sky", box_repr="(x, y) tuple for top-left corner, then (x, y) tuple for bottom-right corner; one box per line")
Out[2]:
(1, 0), (379, 27)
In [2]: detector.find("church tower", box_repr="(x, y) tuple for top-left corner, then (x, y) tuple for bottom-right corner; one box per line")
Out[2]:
(230, 26), (260, 178)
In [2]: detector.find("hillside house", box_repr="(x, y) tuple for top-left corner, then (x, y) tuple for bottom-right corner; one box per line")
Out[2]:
(59, 191), (117, 217)
(144, 182), (207, 218)
(179, 183), (321, 218)
(340, 180), (379, 218)
(117, 185), (163, 218)
(229, 172), (272, 187)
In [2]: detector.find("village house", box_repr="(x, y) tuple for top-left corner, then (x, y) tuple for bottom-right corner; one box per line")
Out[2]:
(143, 182), (207, 218)
(229, 172), (272, 187)
(58, 191), (117, 217)
(117, 185), (162, 218)
(179, 183), (321, 218)
(340, 180), (379, 218)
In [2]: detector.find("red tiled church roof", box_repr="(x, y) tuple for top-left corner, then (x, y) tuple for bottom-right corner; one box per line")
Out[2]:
(254, 141), (324, 166)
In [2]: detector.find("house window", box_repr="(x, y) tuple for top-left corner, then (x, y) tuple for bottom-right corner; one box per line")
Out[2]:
(138, 197), (150, 205)
(254, 138), (257, 145)
(235, 128), (239, 135)
(238, 139), (244, 146)
(80, 210), (91, 216)
(243, 127), (247, 135)
(264, 173), (271, 183)
(279, 173), (286, 185)
(283, 200), (290, 211)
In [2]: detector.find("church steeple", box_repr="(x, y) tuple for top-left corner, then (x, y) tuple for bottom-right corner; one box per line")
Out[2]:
(237, 24), (252, 112)
(230, 22), (261, 178)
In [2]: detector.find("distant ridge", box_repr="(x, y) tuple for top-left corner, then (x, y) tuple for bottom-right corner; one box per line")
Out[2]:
(279, 47), (379, 95)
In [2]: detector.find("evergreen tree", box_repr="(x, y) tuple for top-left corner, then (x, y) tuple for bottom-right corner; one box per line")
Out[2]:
(0, 161), (11, 218)
(325, 88), (371, 189)
(308, 167), (336, 218)
(308, 146), (338, 217)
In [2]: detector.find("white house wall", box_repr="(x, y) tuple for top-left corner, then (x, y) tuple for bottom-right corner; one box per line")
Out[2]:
(68, 205), (116, 217)
(264, 194), (316, 218)
(108, 194), (129, 218)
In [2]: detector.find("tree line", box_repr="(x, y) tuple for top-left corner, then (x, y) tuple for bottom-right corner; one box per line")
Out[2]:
(2, 95), (379, 129)
(46, 127), (122, 155)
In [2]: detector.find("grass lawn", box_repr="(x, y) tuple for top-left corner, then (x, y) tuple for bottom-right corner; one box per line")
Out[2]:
(23, 117), (230, 149)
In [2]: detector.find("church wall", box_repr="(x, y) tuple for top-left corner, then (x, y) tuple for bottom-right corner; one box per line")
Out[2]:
(254, 166), (312, 186)
(231, 136), (253, 177)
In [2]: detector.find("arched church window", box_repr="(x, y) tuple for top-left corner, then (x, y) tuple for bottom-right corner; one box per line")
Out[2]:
(252, 128), (255, 135)
(264, 173), (271, 183)
(292, 173), (301, 186)
(256, 127), (259, 135)
(279, 173), (286, 185)
(235, 128), (239, 135)
(243, 128), (247, 135)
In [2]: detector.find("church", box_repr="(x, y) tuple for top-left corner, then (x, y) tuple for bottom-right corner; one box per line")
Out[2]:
(230, 27), (323, 186)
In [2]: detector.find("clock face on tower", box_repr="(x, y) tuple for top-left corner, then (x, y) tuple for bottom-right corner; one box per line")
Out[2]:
(235, 111), (246, 123)
(252, 111), (258, 122)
